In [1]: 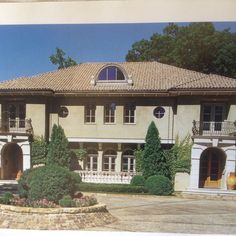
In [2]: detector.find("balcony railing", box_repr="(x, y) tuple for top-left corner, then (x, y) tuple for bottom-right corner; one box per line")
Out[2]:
(75, 170), (139, 184)
(0, 118), (33, 134)
(192, 120), (236, 136)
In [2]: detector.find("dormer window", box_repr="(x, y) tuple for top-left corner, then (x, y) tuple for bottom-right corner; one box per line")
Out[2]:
(98, 66), (125, 81)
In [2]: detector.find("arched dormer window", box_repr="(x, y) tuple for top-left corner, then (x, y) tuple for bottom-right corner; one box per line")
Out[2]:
(98, 66), (126, 81)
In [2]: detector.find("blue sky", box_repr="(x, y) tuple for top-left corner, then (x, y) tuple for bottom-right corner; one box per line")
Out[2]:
(0, 22), (236, 82)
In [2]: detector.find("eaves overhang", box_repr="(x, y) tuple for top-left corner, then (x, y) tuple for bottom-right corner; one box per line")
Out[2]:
(53, 90), (171, 97)
(0, 89), (54, 96)
(168, 88), (236, 96)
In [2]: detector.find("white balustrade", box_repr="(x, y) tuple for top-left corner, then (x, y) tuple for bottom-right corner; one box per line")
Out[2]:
(75, 170), (138, 184)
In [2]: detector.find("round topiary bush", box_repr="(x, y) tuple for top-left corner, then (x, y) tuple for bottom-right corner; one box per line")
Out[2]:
(18, 165), (78, 203)
(130, 175), (145, 186)
(59, 195), (76, 207)
(145, 175), (173, 195)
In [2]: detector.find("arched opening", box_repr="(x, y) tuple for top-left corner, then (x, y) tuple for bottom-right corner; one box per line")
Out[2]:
(1, 143), (23, 180)
(199, 147), (226, 188)
(85, 149), (98, 171)
(103, 149), (117, 172)
(122, 149), (135, 172)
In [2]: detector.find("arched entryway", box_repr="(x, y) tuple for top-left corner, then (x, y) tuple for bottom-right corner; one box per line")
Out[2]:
(1, 143), (23, 180)
(199, 147), (226, 188)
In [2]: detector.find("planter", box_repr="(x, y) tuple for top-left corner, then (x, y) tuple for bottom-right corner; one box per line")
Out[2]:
(226, 172), (236, 190)
(0, 203), (116, 230)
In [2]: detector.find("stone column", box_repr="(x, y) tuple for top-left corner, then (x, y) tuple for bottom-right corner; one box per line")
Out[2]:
(20, 141), (31, 170)
(189, 144), (205, 189)
(97, 151), (103, 172)
(116, 151), (122, 172)
(223, 145), (236, 190)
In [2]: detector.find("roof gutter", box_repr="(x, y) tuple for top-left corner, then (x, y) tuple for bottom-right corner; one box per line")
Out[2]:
(53, 91), (172, 97)
(168, 89), (236, 96)
(0, 89), (54, 96)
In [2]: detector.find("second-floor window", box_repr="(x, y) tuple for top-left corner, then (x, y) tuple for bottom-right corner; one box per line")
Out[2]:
(85, 105), (96, 123)
(124, 103), (136, 124)
(7, 103), (26, 129)
(104, 103), (116, 124)
(202, 103), (225, 131)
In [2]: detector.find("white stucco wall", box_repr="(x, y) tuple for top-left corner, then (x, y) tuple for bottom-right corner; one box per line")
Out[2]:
(26, 104), (46, 137)
(53, 104), (174, 142)
(174, 104), (200, 139)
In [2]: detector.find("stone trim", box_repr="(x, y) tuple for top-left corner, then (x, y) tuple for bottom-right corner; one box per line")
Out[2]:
(0, 204), (116, 230)
(0, 203), (106, 214)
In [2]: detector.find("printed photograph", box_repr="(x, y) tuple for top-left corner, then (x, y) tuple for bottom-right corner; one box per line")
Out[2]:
(0, 21), (236, 234)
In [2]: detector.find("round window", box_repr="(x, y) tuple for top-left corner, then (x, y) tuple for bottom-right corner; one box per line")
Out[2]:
(58, 106), (69, 118)
(153, 107), (165, 119)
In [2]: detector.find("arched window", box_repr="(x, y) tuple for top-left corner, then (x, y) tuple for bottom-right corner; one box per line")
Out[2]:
(122, 149), (135, 172)
(98, 66), (125, 81)
(103, 149), (117, 172)
(85, 149), (98, 171)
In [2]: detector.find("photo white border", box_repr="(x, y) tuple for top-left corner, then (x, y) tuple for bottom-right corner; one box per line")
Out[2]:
(0, 0), (235, 25)
(0, 1), (235, 236)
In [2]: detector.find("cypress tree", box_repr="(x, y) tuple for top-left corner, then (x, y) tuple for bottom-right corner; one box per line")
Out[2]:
(141, 121), (170, 179)
(47, 124), (71, 168)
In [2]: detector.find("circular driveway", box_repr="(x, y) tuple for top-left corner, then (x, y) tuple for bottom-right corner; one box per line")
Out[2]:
(88, 193), (236, 234)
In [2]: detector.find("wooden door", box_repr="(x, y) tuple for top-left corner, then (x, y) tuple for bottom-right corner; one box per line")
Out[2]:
(204, 154), (221, 188)
(199, 148), (225, 189)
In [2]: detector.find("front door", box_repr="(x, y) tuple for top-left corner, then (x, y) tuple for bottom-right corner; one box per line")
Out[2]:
(199, 148), (226, 188)
(202, 104), (225, 133)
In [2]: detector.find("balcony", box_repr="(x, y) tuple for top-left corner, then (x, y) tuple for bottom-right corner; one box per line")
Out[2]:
(192, 120), (236, 137)
(0, 118), (33, 134)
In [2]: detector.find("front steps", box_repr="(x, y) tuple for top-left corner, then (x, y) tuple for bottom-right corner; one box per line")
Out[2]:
(182, 188), (236, 200)
(0, 181), (18, 195)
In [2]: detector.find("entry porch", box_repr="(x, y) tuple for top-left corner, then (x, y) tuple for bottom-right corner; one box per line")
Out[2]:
(189, 136), (236, 191)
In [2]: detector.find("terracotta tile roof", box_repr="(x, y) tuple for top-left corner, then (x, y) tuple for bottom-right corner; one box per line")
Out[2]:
(0, 62), (236, 94)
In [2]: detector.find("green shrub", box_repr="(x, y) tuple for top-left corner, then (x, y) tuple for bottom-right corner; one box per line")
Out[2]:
(47, 125), (71, 168)
(134, 149), (143, 172)
(18, 167), (39, 198)
(141, 121), (171, 179)
(18, 165), (78, 203)
(70, 171), (82, 184)
(32, 136), (48, 166)
(166, 135), (192, 180)
(145, 175), (173, 195)
(130, 175), (145, 186)
(59, 195), (76, 207)
(79, 183), (147, 194)
(0, 192), (14, 205)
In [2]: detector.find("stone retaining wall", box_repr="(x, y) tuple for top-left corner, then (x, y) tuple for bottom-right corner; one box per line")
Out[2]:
(0, 203), (116, 230)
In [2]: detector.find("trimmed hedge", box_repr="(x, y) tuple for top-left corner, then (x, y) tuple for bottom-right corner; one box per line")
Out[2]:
(18, 165), (79, 203)
(130, 175), (145, 186)
(79, 183), (148, 194)
(145, 175), (173, 195)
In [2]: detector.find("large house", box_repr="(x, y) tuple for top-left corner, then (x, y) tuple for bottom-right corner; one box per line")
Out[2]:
(0, 62), (235, 191)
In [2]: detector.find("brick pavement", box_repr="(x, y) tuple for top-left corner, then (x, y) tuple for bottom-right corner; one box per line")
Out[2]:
(87, 193), (236, 234)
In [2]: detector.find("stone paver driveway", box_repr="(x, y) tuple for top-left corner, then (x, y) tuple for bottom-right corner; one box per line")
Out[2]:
(87, 193), (236, 234)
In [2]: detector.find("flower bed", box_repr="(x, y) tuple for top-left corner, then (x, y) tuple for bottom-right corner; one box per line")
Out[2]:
(0, 192), (116, 229)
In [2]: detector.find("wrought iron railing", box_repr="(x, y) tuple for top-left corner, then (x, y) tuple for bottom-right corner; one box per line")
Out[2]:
(192, 120), (236, 136)
(0, 118), (33, 134)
